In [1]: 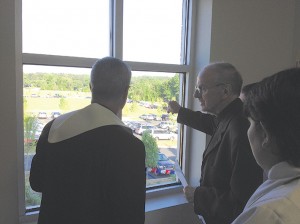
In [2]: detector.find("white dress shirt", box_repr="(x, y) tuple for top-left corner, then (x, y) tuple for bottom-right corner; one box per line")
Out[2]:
(232, 161), (300, 224)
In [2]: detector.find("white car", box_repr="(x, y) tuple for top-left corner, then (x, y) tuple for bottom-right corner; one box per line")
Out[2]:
(37, 112), (47, 119)
(158, 121), (174, 129)
(134, 124), (156, 135)
(150, 129), (176, 140)
(51, 111), (61, 119)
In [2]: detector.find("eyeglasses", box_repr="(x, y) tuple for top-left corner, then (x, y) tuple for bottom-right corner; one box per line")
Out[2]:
(194, 83), (226, 95)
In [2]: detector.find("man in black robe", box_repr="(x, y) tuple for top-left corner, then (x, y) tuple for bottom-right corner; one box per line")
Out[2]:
(168, 63), (263, 224)
(30, 57), (146, 224)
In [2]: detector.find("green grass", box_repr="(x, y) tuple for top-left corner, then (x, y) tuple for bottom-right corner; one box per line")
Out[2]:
(25, 97), (91, 115)
(24, 90), (177, 120)
(24, 90), (178, 149)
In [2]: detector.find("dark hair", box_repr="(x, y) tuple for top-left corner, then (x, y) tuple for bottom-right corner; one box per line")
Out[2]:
(241, 82), (257, 95)
(244, 68), (300, 166)
(240, 82), (258, 102)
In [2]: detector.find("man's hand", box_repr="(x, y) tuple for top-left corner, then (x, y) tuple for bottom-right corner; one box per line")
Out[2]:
(183, 186), (195, 203)
(167, 101), (181, 114)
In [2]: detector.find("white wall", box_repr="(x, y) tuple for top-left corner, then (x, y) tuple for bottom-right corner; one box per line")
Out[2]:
(0, 0), (21, 223)
(210, 0), (296, 84)
(0, 0), (299, 223)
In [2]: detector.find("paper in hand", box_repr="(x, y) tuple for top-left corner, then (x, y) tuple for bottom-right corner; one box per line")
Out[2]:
(198, 215), (207, 224)
(174, 160), (188, 187)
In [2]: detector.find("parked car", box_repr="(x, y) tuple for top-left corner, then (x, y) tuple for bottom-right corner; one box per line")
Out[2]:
(150, 129), (176, 140)
(51, 111), (61, 119)
(139, 114), (156, 120)
(169, 126), (178, 134)
(148, 114), (157, 120)
(139, 114), (148, 120)
(134, 124), (156, 135)
(161, 114), (169, 121)
(154, 115), (162, 121)
(158, 121), (175, 129)
(37, 122), (44, 132)
(126, 121), (141, 131)
(37, 112), (47, 119)
(24, 129), (42, 146)
(150, 153), (175, 175)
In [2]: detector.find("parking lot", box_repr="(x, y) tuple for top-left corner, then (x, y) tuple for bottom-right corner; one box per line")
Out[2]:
(27, 106), (179, 185)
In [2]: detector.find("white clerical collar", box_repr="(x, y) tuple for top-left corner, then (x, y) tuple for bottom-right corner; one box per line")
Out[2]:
(48, 103), (126, 143)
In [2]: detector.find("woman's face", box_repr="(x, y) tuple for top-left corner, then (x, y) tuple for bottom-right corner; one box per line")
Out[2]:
(247, 118), (266, 168)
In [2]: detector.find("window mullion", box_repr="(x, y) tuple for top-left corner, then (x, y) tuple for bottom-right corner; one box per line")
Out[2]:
(112, 0), (123, 59)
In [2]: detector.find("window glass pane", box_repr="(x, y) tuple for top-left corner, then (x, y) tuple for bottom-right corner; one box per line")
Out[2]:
(123, 0), (183, 64)
(22, 0), (110, 58)
(23, 65), (91, 208)
(123, 71), (180, 187)
(23, 66), (182, 208)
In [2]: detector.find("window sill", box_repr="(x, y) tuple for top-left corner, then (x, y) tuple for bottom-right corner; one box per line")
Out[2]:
(20, 185), (188, 223)
(146, 185), (188, 212)
(20, 211), (39, 224)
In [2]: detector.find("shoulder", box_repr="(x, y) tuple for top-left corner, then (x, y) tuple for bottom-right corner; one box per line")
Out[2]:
(233, 206), (282, 224)
(236, 183), (300, 223)
(227, 112), (249, 135)
(230, 114), (249, 128)
(102, 125), (141, 138)
(101, 125), (145, 148)
(235, 196), (300, 224)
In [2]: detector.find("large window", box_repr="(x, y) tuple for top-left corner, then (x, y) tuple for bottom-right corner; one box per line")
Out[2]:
(23, 0), (110, 58)
(22, 0), (191, 213)
(123, 0), (183, 63)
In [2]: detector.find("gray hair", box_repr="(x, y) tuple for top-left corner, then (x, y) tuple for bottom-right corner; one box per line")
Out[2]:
(90, 57), (131, 101)
(206, 62), (243, 95)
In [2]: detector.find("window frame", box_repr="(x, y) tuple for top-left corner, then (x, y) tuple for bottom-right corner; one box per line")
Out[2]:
(19, 0), (195, 221)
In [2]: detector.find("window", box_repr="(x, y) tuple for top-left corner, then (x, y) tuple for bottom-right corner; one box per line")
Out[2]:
(123, 0), (183, 64)
(22, 0), (110, 58)
(21, 0), (191, 214)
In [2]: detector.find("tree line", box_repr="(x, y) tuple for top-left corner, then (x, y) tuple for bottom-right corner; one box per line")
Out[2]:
(24, 73), (180, 102)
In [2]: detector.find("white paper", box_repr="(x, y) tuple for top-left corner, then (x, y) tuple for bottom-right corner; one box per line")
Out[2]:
(174, 160), (188, 187)
(198, 215), (207, 224)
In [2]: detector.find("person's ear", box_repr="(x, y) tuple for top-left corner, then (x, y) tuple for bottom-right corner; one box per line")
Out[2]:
(120, 86), (130, 107)
(123, 86), (130, 100)
(260, 122), (270, 149)
(222, 84), (231, 97)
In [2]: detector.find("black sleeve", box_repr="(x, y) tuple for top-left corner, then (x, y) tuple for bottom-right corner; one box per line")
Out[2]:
(177, 107), (217, 135)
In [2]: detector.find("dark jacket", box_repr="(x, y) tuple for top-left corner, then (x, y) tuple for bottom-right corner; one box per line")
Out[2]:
(178, 98), (263, 224)
(30, 108), (146, 224)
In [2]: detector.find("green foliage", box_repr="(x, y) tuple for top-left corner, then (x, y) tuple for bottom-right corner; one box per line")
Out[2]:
(128, 101), (138, 113)
(142, 131), (159, 168)
(123, 101), (138, 116)
(25, 180), (41, 206)
(128, 75), (180, 102)
(23, 97), (28, 111)
(167, 75), (180, 101)
(24, 73), (90, 92)
(59, 98), (69, 111)
(24, 115), (39, 155)
(24, 73), (180, 103)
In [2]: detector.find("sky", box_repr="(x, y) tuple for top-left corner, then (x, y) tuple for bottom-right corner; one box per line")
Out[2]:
(22, 0), (183, 76)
